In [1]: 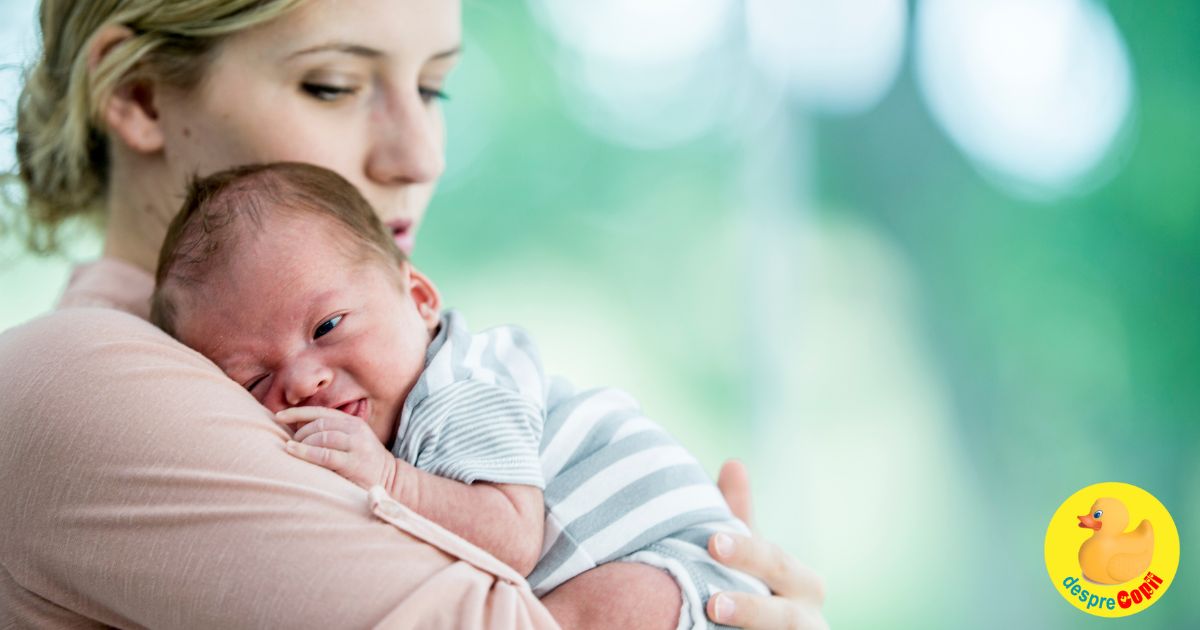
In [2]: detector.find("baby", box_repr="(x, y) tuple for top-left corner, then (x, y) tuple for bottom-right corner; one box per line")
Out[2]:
(150, 162), (766, 629)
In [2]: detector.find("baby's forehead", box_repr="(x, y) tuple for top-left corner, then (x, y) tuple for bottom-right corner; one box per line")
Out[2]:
(230, 204), (358, 254)
(223, 212), (401, 289)
(174, 241), (347, 338)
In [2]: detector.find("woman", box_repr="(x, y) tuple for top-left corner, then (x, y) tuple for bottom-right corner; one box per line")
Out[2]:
(0, 0), (826, 628)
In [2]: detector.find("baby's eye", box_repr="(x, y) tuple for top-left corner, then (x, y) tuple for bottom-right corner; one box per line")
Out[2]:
(1093, 510), (1103, 519)
(314, 314), (343, 339)
(244, 374), (268, 392)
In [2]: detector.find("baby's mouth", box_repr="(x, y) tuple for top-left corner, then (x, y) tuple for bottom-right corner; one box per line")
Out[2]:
(338, 398), (369, 421)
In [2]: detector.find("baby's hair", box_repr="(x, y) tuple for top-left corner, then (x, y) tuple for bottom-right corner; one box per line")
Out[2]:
(151, 162), (406, 337)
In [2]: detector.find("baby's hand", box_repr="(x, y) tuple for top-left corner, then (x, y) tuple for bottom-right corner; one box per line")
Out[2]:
(275, 407), (398, 493)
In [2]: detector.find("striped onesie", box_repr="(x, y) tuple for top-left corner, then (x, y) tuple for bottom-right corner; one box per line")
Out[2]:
(392, 311), (768, 629)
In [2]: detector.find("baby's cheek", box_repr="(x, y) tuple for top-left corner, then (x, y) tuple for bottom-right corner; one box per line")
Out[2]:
(252, 378), (288, 415)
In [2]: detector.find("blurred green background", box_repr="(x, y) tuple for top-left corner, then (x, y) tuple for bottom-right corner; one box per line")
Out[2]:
(1, 0), (1195, 627)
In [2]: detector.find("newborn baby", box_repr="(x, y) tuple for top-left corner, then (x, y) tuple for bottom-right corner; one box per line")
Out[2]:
(150, 162), (766, 629)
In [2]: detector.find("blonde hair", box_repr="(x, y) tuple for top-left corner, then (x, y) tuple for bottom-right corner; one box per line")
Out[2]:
(4, 0), (310, 254)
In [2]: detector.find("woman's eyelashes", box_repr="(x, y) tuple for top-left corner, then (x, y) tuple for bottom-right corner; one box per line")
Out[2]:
(301, 81), (359, 102)
(313, 314), (344, 339)
(419, 86), (450, 103)
(300, 80), (448, 104)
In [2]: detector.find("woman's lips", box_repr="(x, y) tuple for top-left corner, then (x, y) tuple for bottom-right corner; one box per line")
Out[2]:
(387, 220), (415, 254)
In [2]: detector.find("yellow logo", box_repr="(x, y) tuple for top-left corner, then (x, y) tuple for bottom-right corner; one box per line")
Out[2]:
(1044, 482), (1179, 617)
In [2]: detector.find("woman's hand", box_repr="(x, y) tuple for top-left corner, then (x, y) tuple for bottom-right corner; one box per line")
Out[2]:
(708, 460), (828, 630)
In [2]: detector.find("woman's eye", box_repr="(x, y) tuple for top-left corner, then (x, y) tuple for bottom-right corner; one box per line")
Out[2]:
(419, 86), (450, 103)
(301, 82), (358, 102)
(314, 314), (343, 339)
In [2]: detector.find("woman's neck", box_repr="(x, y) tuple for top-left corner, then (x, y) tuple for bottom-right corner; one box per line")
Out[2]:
(101, 151), (178, 274)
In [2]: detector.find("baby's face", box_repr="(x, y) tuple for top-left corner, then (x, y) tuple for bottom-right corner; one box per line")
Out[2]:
(173, 213), (440, 444)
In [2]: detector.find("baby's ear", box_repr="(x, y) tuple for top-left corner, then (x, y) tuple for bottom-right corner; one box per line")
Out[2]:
(406, 265), (441, 329)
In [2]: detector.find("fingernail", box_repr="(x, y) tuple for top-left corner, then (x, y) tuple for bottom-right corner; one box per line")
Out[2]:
(286, 440), (301, 452)
(714, 533), (735, 558)
(713, 594), (735, 622)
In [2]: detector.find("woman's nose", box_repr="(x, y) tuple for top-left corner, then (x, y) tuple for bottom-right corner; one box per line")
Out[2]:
(280, 359), (333, 407)
(366, 96), (445, 186)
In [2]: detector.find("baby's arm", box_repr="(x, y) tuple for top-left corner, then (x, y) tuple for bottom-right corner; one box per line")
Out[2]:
(278, 406), (544, 576)
(393, 460), (545, 576)
(542, 562), (682, 630)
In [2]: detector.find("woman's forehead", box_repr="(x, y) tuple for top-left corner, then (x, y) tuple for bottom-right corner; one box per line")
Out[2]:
(226, 0), (462, 63)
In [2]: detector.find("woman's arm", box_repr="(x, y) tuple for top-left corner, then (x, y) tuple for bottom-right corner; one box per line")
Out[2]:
(707, 460), (828, 630)
(0, 308), (558, 629)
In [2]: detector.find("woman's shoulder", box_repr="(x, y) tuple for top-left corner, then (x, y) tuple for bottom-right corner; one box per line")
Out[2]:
(1, 306), (183, 363)
(55, 256), (155, 319)
(0, 306), (223, 413)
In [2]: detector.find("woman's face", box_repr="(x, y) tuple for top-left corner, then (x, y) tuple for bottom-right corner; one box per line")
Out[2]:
(155, 0), (461, 253)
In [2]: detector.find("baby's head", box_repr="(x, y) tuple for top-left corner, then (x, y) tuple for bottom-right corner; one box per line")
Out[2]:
(152, 162), (441, 444)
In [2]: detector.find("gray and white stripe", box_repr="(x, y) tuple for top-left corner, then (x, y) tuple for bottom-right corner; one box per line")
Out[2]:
(393, 311), (768, 629)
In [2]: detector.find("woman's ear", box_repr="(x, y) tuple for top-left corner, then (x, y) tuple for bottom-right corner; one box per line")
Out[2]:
(405, 265), (442, 330)
(89, 24), (165, 154)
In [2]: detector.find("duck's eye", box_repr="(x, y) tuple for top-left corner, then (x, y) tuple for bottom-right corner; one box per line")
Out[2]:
(1093, 510), (1103, 519)
(314, 314), (343, 340)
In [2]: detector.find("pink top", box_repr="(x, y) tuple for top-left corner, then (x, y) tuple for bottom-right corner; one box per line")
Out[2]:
(0, 258), (558, 629)
(55, 256), (156, 320)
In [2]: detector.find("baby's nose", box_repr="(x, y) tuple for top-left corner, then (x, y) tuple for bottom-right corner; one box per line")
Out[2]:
(282, 361), (333, 407)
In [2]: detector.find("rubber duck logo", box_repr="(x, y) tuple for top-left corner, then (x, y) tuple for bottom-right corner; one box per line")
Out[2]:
(1045, 483), (1179, 617)
(1076, 497), (1153, 584)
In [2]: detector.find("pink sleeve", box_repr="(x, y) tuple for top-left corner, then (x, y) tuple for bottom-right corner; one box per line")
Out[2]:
(0, 308), (558, 629)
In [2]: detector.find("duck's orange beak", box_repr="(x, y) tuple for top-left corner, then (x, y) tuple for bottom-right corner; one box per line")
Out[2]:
(1078, 514), (1102, 530)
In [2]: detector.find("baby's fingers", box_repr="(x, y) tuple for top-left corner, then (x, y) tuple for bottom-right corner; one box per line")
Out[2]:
(285, 440), (349, 472)
(274, 408), (326, 436)
(277, 406), (357, 424)
(290, 415), (360, 443)
(300, 430), (353, 452)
